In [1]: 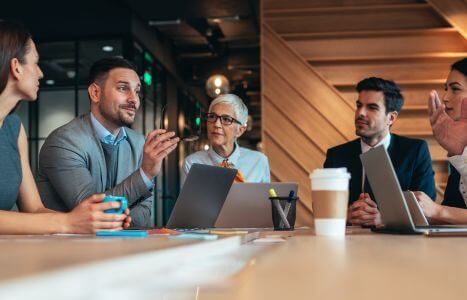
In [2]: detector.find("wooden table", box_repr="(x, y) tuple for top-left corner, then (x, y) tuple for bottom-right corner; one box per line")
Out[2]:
(0, 229), (466, 300)
(204, 228), (467, 300)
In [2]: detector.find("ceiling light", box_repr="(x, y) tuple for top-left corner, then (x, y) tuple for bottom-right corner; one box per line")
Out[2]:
(67, 71), (76, 79)
(148, 19), (182, 26)
(102, 45), (114, 52)
(208, 15), (240, 23)
(45, 79), (55, 85)
(206, 74), (230, 98)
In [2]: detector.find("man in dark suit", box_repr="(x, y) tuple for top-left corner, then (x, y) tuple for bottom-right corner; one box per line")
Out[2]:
(324, 77), (436, 226)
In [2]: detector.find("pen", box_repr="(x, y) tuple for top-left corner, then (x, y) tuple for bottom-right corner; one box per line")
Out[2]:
(280, 190), (295, 228)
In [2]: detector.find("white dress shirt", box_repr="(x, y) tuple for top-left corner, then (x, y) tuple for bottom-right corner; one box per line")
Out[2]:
(447, 146), (467, 206)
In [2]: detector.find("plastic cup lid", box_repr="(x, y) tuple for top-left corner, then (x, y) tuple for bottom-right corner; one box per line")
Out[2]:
(309, 168), (351, 180)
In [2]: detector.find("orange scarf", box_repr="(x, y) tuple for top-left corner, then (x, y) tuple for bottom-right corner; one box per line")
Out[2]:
(219, 159), (246, 183)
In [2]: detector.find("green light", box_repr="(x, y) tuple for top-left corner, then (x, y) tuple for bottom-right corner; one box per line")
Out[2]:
(195, 117), (201, 126)
(143, 71), (152, 86)
(144, 52), (154, 64)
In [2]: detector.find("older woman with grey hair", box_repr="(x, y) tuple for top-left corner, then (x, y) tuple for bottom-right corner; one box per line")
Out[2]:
(181, 94), (270, 184)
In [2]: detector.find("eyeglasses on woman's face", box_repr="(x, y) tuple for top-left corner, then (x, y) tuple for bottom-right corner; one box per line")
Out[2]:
(204, 112), (242, 126)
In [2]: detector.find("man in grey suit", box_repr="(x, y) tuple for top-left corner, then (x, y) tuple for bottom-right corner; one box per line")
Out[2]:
(37, 57), (179, 227)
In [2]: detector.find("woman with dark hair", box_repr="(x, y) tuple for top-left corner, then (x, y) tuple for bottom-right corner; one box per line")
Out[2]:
(415, 58), (467, 224)
(0, 20), (130, 233)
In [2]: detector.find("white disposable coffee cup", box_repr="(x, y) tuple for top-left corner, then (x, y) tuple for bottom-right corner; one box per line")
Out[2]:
(310, 168), (351, 237)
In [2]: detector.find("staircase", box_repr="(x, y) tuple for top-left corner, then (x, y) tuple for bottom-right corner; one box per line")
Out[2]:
(261, 0), (467, 225)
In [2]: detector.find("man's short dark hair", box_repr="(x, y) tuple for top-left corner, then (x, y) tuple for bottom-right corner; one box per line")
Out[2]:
(88, 57), (138, 85)
(356, 77), (404, 114)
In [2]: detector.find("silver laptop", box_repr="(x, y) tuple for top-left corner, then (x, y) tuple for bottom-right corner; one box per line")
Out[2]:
(166, 164), (237, 229)
(403, 191), (429, 226)
(215, 182), (298, 228)
(360, 146), (467, 234)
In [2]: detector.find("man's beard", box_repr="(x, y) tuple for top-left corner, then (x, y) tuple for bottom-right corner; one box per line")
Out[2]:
(355, 128), (378, 139)
(100, 104), (136, 128)
(116, 110), (135, 127)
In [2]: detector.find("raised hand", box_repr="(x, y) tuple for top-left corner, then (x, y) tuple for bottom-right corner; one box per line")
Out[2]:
(141, 129), (179, 179)
(428, 90), (467, 156)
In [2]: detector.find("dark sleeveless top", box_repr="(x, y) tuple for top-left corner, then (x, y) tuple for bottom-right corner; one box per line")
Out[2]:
(0, 114), (22, 210)
(442, 165), (465, 208)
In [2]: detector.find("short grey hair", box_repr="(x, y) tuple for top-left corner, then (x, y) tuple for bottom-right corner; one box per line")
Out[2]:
(208, 94), (248, 126)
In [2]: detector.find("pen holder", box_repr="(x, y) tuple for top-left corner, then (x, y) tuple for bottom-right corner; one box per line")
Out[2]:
(269, 196), (298, 231)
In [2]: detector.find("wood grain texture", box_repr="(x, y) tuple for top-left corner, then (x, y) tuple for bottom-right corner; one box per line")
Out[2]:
(261, 0), (466, 223)
(288, 30), (467, 62)
(264, 4), (449, 34)
(263, 0), (421, 11)
(427, 0), (467, 39)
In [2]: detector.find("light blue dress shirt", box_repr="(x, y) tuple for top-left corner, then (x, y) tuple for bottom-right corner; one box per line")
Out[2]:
(181, 143), (270, 185)
(89, 113), (153, 190)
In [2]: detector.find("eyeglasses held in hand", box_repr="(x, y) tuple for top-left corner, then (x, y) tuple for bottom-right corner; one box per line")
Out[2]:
(160, 104), (200, 142)
(204, 113), (242, 126)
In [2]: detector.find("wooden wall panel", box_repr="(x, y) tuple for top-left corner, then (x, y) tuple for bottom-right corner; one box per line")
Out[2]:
(262, 0), (466, 225)
(262, 24), (357, 224)
(313, 58), (454, 87)
(263, 99), (326, 169)
(338, 84), (446, 108)
(263, 134), (314, 226)
(263, 24), (355, 140)
(287, 30), (467, 61)
(392, 114), (431, 134)
(263, 0), (421, 11)
(427, 0), (467, 39)
(263, 63), (351, 152)
(265, 5), (449, 34)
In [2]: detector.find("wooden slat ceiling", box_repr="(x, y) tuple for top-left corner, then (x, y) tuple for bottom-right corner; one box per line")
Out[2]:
(125, 0), (262, 144)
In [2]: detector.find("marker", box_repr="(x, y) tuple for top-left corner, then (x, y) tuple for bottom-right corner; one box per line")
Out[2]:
(268, 188), (277, 198)
(96, 230), (148, 237)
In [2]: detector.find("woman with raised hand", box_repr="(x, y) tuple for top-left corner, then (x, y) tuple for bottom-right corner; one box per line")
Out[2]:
(414, 58), (467, 224)
(0, 20), (130, 234)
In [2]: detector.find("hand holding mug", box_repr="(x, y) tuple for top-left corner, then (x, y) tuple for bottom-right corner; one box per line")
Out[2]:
(66, 194), (128, 233)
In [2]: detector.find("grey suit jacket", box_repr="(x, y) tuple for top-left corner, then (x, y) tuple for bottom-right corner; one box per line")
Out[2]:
(37, 114), (153, 227)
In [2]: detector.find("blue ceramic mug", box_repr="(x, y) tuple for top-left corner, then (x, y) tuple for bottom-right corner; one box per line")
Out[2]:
(102, 195), (128, 214)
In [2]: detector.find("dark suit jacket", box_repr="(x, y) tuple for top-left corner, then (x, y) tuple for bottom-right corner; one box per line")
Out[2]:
(442, 166), (465, 208)
(324, 134), (436, 205)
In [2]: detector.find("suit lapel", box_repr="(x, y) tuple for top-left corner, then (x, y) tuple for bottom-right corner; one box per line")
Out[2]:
(387, 134), (398, 169)
(82, 114), (107, 190)
(349, 140), (363, 204)
(116, 139), (130, 184)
